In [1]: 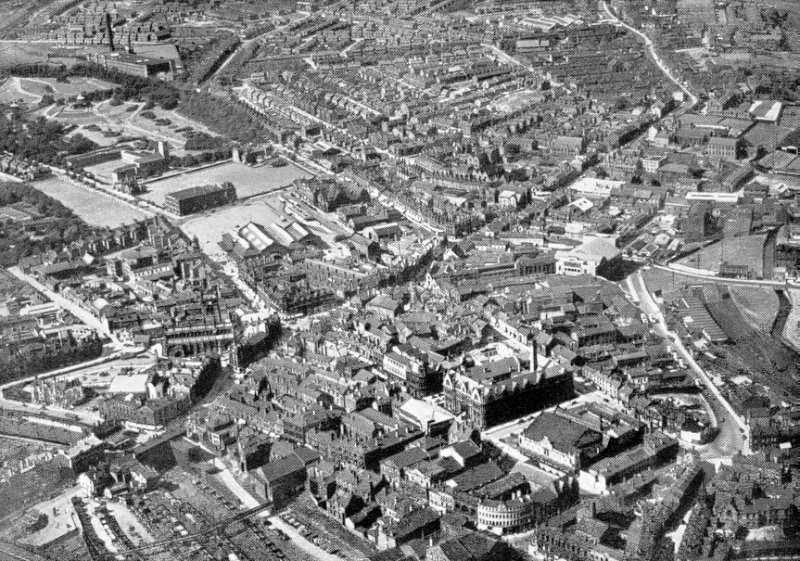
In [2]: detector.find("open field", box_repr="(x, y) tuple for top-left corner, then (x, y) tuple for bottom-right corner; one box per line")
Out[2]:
(0, 40), (180, 66)
(142, 160), (310, 205)
(31, 176), (150, 227)
(0, 42), (88, 66)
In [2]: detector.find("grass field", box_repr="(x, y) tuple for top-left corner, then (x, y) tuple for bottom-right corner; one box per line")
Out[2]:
(31, 176), (150, 227)
(141, 161), (310, 206)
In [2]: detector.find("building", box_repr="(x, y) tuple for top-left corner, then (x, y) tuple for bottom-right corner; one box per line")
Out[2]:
(578, 432), (678, 494)
(518, 411), (603, 473)
(555, 237), (621, 276)
(708, 137), (739, 160)
(89, 51), (174, 79)
(165, 183), (237, 216)
(442, 359), (573, 430)
(261, 453), (308, 509)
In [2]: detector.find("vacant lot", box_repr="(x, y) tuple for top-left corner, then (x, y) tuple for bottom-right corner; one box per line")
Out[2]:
(141, 161), (310, 206)
(729, 286), (779, 334)
(31, 176), (150, 227)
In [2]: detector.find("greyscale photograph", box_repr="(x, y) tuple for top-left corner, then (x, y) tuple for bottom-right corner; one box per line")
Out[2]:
(0, 0), (796, 560)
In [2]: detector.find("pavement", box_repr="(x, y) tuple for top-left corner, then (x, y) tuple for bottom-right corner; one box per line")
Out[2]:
(628, 270), (749, 457)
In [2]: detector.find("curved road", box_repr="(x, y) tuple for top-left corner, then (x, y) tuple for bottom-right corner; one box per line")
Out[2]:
(656, 263), (797, 289)
(628, 270), (749, 458)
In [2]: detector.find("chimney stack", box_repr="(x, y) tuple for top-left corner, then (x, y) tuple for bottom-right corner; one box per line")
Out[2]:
(105, 12), (115, 52)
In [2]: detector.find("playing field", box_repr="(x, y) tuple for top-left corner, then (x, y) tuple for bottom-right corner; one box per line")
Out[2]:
(31, 176), (150, 227)
(141, 161), (311, 206)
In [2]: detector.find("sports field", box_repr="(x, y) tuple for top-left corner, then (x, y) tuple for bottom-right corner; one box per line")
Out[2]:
(31, 176), (150, 227)
(141, 161), (310, 206)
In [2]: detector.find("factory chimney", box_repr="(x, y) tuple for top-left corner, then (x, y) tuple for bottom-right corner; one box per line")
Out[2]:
(105, 12), (115, 52)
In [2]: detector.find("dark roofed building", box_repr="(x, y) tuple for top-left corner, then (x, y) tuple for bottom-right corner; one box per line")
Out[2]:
(165, 183), (237, 216)
(260, 452), (307, 509)
(518, 411), (603, 472)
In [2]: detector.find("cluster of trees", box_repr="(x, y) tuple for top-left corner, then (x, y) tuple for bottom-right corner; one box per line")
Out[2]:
(167, 148), (231, 168)
(0, 332), (104, 384)
(180, 31), (241, 85)
(216, 39), (260, 84)
(179, 91), (271, 143)
(184, 130), (228, 151)
(5, 64), (268, 153)
(0, 104), (97, 165)
(6, 63), (181, 109)
(0, 182), (96, 266)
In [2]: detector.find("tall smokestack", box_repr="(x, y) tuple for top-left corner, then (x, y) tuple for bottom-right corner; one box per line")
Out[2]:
(105, 12), (115, 52)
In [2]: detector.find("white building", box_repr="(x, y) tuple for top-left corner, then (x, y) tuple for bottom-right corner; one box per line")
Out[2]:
(555, 236), (620, 276)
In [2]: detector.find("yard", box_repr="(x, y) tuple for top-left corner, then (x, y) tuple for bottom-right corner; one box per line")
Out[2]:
(179, 193), (291, 258)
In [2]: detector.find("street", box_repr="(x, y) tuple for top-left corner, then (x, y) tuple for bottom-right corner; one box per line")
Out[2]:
(600, 1), (698, 108)
(0, 354), (156, 425)
(7, 266), (122, 349)
(628, 270), (749, 457)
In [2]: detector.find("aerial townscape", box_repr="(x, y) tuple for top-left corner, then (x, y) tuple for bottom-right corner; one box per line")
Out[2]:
(1, 0), (800, 560)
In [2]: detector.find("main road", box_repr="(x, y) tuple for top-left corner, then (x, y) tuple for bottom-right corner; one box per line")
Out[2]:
(600, 1), (698, 108)
(628, 270), (749, 457)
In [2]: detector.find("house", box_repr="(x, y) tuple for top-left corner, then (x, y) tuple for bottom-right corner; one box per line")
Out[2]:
(366, 294), (403, 321)
(376, 507), (441, 550)
(439, 440), (482, 469)
(380, 447), (430, 487)
(427, 532), (524, 561)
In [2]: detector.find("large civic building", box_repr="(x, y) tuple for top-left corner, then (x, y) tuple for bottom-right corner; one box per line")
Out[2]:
(165, 184), (237, 216)
(442, 355), (573, 430)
